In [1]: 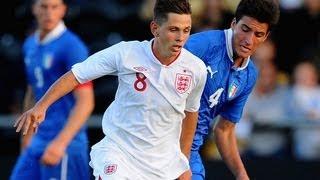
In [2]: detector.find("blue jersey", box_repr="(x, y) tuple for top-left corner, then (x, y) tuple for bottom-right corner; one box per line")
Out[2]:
(185, 29), (258, 151)
(11, 23), (90, 180)
(22, 27), (89, 147)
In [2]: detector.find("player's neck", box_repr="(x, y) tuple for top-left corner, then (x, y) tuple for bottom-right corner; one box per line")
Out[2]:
(233, 57), (246, 68)
(39, 29), (50, 41)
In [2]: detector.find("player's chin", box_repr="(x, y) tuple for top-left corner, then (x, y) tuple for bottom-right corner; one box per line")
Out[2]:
(238, 51), (251, 59)
(43, 24), (56, 31)
(170, 51), (181, 57)
(171, 47), (182, 54)
(43, 21), (58, 29)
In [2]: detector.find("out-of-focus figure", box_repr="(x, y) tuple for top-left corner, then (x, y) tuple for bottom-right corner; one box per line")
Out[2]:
(290, 61), (320, 160)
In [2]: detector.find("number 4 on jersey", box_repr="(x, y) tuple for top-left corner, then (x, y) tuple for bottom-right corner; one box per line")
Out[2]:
(209, 88), (224, 108)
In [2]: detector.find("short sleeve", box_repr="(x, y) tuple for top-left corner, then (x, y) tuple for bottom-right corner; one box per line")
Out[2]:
(185, 62), (207, 112)
(71, 42), (125, 84)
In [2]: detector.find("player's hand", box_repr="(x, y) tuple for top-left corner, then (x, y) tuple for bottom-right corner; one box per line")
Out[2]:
(41, 139), (66, 166)
(14, 106), (46, 135)
(178, 169), (192, 180)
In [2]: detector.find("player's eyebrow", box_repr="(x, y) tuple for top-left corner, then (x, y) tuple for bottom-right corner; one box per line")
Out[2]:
(242, 24), (266, 37)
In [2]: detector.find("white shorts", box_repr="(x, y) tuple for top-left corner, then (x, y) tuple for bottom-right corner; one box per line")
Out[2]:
(89, 137), (145, 180)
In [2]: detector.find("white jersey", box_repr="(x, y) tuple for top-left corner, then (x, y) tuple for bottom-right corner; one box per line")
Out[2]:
(72, 40), (207, 179)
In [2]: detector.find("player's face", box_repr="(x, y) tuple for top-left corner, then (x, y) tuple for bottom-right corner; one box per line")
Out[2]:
(151, 13), (191, 64)
(231, 16), (269, 61)
(294, 62), (318, 88)
(33, 0), (66, 34)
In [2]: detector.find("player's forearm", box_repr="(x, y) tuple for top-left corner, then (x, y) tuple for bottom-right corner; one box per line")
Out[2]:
(36, 71), (79, 111)
(180, 111), (198, 159)
(214, 126), (248, 178)
(54, 87), (94, 147)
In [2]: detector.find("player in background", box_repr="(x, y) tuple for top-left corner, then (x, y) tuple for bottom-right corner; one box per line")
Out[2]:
(10, 0), (94, 179)
(14, 0), (207, 179)
(183, 0), (280, 179)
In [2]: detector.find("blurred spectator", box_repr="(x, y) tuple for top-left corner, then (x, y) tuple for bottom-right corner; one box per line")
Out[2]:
(279, 0), (303, 10)
(236, 39), (291, 159)
(138, 0), (205, 34)
(273, 0), (320, 75)
(289, 61), (320, 160)
(251, 39), (276, 68)
(239, 62), (291, 159)
(192, 0), (234, 32)
(252, 38), (289, 85)
(224, 0), (241, 12)
(138, 0), (155, 23)
(290, 61), (320, 119)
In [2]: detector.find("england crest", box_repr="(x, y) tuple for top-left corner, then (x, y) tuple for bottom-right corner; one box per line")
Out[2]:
(175, 73), (192, 94)
(104, 164), (117, 175)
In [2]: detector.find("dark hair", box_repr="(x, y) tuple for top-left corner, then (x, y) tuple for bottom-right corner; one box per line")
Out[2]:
(235, 0), (280, 31)
(153, 0), (191, 24)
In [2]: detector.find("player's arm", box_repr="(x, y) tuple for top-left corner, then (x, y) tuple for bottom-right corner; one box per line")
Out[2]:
(213, 116), (249, 180)
(54, 82), (94, 148)
(20, 85), (35, 151)
(180, 111), (199, 159)
(179, 111), (198, 180)
(41, 82), (94, 165)
(14, 71), (80, 135)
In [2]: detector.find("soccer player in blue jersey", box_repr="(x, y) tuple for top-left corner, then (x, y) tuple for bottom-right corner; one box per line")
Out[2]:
(182, 0), (280, 179)
(10, 0), (94, 179)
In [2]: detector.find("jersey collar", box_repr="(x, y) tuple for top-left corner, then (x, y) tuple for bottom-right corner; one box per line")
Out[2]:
(224, 28), (250, 71)
(36, 21), (66, 45)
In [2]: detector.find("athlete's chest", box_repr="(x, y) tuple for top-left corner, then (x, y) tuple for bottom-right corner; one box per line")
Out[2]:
(24, 44), (65, 88)
(121, 63), (194, 96)
(25, 44), (62, 70)
(116, 53), (197, 107)
(204, 61), (248, 108)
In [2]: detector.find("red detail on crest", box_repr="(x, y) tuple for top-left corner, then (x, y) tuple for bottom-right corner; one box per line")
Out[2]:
(104, 164), (117, 175)
(175, 73), (192, 94)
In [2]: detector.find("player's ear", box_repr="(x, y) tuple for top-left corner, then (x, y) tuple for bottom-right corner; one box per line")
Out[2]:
(150, 21), (159, 38)
(230, 18), (236, 29)
(60, 3), (67, 18)
(262, 32), (270, 42)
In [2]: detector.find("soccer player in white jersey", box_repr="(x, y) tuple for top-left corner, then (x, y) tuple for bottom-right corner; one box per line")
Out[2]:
(14, 0), (207, 179)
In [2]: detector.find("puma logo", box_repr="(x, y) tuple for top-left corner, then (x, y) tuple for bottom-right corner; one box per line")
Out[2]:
(206, 66), (218, 78)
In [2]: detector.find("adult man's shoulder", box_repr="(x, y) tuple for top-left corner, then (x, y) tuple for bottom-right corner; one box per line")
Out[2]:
(185, 30), (225, 60)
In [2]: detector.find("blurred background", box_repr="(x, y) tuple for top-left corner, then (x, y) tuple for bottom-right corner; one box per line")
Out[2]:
(0, 0), (319, 179)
